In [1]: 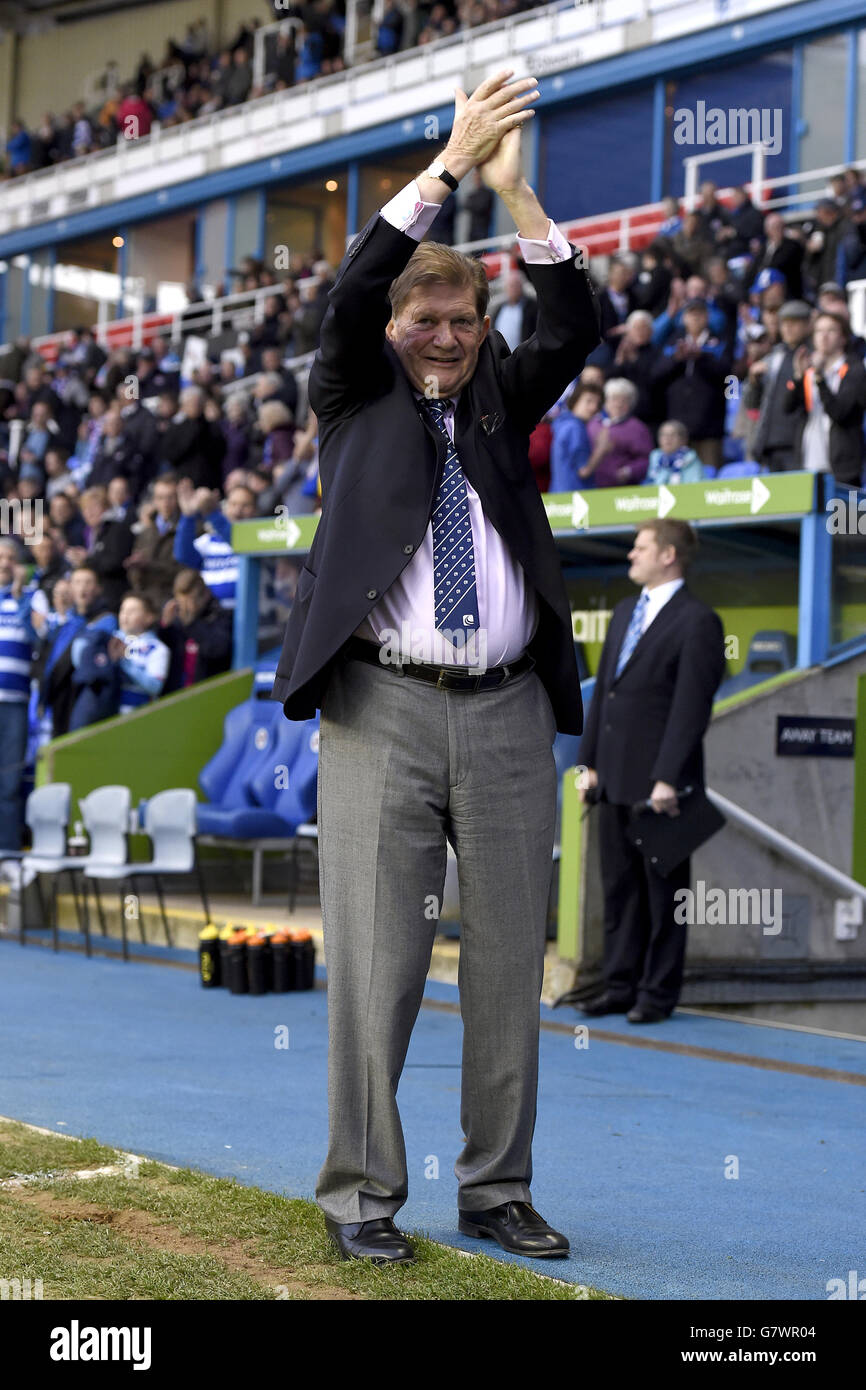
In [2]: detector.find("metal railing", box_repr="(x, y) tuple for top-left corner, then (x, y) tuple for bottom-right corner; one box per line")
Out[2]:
(707, 789), (866, 907)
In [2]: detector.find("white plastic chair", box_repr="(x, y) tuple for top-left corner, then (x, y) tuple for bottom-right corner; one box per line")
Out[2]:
(20, 782), (86, 951)
(80, 785), (134, 958)
(84, 789), (210, 950)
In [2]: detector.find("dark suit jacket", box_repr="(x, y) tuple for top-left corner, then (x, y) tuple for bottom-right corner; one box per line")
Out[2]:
(272, 210), (601, 733)
(578, 585), (726, 805)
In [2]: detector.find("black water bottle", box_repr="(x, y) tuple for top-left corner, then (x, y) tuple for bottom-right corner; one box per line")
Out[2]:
(218, 924), (234, 988)
(246, 933), (271, 994)
(290, 929), (315, 991)
(198, 925), (220, 988)
(227, 929), (249, 994)
(271, 931), (293, 992)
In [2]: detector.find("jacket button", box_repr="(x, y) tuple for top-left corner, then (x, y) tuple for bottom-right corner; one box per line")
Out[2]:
(609, 691), (615, 699)
(366, 588), (378, 600)
(402, 543), (414, 554)
(604, 724), (611, 732)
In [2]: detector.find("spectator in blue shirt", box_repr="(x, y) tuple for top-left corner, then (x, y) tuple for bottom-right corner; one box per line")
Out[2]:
(173, 478), (256, 610)
(647, 420), (703, 485)
(549, 382), (604, 491)
(0, 541), (38, 849)
(6, 121), (32, 175)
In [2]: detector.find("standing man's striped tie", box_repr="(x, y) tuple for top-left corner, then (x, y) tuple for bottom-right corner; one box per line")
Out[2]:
(422, 396), (480, 649)
(615, 590), (650, 678)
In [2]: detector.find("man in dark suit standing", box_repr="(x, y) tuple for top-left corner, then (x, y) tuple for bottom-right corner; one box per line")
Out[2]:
(577, 520), (726, 1023)
(273, 70), (600, 1264)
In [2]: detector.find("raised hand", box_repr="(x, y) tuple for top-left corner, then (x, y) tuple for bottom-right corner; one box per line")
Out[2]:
(444, 70), (539, 179)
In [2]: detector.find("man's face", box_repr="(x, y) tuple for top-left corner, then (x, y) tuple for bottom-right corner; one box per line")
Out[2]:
(813, 317), (845, 358)
(81, 496), (104, 527)
(107, 478), (129, 508)
(30, 538), (53, 569)
(71, 571), (99, 612)
(780, 316), (810, 349)
(505, 273), (523, 305)
(153, 482), (178, 519)
(0, 546), (16, 586)
(386, 283), (489, 399)
(762, 283), (785, 311)
(225, 488), (256, 522)
(683, 308), (708, 338)
(628, 529), (675, 588)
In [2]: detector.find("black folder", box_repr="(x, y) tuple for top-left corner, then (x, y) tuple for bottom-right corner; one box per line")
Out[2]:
(624, 787), (726, 876)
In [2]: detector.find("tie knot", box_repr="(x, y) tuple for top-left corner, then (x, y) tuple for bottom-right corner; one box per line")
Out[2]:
(423, 396), (450, 420)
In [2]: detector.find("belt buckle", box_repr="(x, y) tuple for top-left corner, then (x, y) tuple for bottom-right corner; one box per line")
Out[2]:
(435, 668), (452, 690)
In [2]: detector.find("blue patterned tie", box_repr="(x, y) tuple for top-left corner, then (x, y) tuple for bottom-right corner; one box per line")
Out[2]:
(615, 591), (649, 678)
(422, 397), (480, 648)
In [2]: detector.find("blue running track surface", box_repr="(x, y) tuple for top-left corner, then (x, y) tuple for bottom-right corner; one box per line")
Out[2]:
(1, 938), (864, 1300)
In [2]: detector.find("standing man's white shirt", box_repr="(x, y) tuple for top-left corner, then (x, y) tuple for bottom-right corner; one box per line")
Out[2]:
(355, 179), (573, 668)
(640, 578), (685, 632)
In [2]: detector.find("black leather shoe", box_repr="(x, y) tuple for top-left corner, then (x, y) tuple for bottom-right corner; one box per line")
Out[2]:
(578, 992), (635, 1017)
(627, 1004), (671, 1023)
(324, 1216), (415, 1265)
(458, 1201), (569, 1258)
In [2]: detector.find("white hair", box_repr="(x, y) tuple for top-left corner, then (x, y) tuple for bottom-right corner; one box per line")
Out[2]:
(604, 378), (638, 409)
(626, 310), (653, 330)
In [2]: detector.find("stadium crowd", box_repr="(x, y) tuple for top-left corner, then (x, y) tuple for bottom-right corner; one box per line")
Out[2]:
(2, 0), (551, 180)
(2, 166), (866, 846)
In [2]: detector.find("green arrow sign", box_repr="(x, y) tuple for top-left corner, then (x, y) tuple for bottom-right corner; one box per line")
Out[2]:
(231, 514), (319, 554)
(543, 472), (815, 531)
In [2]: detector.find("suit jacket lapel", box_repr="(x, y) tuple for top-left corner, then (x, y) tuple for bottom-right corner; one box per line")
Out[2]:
(612, 585), (688, 682)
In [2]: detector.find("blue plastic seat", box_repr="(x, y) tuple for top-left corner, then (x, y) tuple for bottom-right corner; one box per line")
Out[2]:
(715, 460), (762, 478)
(716, 630), (797, 700)
(196, 698), (290, 836)
(246, 716), (319, 832)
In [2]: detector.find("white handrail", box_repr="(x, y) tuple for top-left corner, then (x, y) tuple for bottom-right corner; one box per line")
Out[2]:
(707, 790), (866, 905)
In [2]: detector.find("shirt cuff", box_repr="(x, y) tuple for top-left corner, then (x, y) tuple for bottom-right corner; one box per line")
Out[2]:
(380, 179), (442, 243)
(516, 219), (572, 265)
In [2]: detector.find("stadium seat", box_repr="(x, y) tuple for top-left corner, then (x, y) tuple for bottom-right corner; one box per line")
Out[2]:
(19, 783), (86, 949)
(716, 630), (797, 699)
(715, 460), (762, 478)
(196, 697), (288, 837)
(87, 790), (210, 947)
(722, 436), (745, 463)
(195, 694), (320, 903)
(79, 785), (133, 956)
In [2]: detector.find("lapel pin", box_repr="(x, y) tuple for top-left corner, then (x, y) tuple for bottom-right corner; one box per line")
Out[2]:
(480, 413), (502, 435)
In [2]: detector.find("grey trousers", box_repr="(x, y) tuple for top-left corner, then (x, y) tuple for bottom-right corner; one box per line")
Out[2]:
(315, 649), (558, 1223)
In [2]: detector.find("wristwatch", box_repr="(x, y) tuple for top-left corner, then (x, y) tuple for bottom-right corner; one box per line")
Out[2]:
(423, 158), (460, 192)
